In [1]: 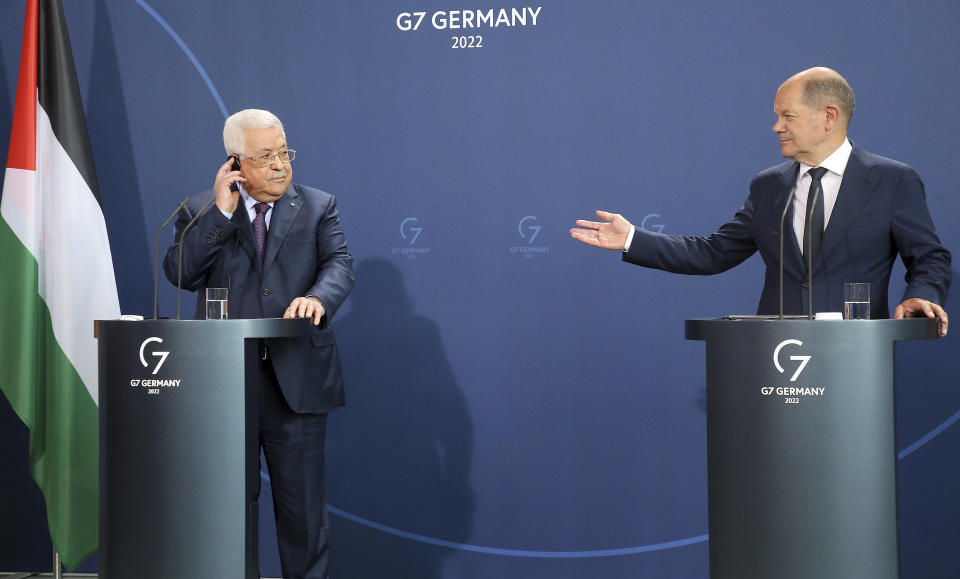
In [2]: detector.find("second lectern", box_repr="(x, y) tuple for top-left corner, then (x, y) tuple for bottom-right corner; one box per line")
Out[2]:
(687, 317), (937, 579)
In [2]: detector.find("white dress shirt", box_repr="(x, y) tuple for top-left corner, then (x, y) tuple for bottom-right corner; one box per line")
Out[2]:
(220, 185), (275, 229)
(792, 138), (852, 250)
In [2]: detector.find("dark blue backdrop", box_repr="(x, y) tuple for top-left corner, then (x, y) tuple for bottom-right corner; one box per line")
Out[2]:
(1, 1), (957, 577)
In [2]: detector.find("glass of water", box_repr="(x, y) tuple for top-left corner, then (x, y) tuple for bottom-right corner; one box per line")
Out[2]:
(843, 283), (870, 320)
(205, 287), (229, 320)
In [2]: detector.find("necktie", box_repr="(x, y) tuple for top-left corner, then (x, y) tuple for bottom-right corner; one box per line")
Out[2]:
(252, 202), (270, 257)
(802, 167), (827, 263)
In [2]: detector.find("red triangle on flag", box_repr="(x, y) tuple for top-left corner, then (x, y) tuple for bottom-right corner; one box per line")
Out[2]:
(7, 0), (37, 172)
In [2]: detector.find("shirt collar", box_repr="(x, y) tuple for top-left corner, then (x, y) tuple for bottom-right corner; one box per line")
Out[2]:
(799, 138), (852, 178)
(238, 185), (274, 211)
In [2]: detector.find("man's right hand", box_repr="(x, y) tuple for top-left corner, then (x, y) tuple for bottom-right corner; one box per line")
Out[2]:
(570, 210), (633, 251)
(213, 158), (245, 214)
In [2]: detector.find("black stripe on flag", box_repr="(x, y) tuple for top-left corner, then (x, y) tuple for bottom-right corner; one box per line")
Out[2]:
(38, 0), (101, 203)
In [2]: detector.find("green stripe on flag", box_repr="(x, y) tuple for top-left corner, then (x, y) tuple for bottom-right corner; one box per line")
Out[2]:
(0, 217), (99, 568)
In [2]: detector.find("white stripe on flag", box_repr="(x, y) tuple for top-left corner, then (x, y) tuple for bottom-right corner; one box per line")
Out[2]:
(1, 101), (121, 404)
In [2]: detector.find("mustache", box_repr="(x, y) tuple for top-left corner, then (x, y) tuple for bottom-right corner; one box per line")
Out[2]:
(267, 171), (288, 180)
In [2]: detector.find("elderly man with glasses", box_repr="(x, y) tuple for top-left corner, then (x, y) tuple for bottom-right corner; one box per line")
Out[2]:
(164, 108), (354, 579)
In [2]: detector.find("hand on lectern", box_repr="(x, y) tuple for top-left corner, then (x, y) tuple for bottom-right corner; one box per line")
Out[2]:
(284, 296), (326, 326)
(895, 297), (949, 337)
(570, 210), (633, 251)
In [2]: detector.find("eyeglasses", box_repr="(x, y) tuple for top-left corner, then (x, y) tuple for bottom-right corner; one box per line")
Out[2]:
(238, 149), (296, 167)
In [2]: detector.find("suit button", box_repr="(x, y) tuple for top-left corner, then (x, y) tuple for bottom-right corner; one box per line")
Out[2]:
(802, 281), (810, 289)
(263, 289), (271, 296)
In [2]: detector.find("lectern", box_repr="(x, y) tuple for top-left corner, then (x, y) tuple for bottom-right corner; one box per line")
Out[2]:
(686, 317), (938, 579)
(96, 318), (308, 579)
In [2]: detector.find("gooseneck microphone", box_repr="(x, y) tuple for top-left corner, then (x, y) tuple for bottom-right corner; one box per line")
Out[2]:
(805, 184), (822, 320)
(176, 197), (215, 320)
(153, 197), (190, 319)
(778, 185), (797, 319)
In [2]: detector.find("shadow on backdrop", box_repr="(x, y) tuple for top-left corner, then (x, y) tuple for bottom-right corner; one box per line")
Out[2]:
(86, 0), (152, 316)
(327, 258), (475, 579)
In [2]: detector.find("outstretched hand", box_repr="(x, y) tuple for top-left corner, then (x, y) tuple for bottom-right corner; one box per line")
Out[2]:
(895, 297), (948, 337)
(570, 210), (633, 251)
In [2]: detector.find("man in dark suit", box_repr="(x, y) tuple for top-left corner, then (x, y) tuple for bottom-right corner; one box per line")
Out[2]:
(164, 109), (353, 578)
(571, 67), (950, 336)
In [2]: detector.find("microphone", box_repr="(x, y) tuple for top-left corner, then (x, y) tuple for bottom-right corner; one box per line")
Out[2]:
(778, 185), (796, 319)
(805, 184), (822, 320)
(176, 196), (215, 320)
(153, 197), (190, 319)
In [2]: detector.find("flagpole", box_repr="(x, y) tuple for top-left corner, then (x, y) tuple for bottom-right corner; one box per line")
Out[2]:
(53, 549), (63, 579)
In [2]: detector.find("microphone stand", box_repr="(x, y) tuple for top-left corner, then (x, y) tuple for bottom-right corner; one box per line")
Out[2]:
(778, 186), (796, 320)
(806, 184), (822, 320)
(153, 197), (189, 319)
(176, 197), (215, 319)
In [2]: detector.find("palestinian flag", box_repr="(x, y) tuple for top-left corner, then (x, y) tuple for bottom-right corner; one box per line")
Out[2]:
(0, 0), (120, 569)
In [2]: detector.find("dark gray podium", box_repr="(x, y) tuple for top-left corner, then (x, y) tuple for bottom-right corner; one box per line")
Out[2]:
(686, 317), (938, 579)
(96, 318), (308, 579)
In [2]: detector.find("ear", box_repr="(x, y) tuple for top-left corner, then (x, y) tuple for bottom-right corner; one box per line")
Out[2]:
(823, 104), (841, 130)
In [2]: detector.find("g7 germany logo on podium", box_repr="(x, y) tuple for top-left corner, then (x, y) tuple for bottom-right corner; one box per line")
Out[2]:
(773, 339), (810, 382)
(139, 337), (170, 375)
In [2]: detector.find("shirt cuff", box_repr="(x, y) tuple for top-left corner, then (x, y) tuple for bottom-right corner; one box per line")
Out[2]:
(623, 226), (636, 252)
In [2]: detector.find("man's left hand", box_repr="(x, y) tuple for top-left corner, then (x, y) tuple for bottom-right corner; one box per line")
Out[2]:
(895, 297), (948, 337)
(284, 296), (325, 326)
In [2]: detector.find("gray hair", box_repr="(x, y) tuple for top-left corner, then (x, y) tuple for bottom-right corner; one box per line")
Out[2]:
(223, 109), (285, 155)
(800, 71), (856, 127)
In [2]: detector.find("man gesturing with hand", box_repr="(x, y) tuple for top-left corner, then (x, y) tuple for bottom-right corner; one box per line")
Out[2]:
(572, 68), (950, 336)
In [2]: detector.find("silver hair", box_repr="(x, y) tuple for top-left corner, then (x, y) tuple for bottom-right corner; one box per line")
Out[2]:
(222, 109), (285, 155)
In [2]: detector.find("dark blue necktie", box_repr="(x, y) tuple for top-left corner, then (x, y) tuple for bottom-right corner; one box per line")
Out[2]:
(803, 167), (828, 263)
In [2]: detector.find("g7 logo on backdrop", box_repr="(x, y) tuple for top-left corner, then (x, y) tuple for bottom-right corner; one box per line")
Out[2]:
(641, 213), (665, 233)
(773, 339), (811, 382)
(139, 337), (169, 375)
(400, 217), (423, 245)
(518, 215), (541, 244)
(509, 215), (550, 257)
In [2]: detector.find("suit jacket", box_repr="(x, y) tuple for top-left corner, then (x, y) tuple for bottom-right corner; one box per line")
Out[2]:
(623, 146), (951, 318)
(163, 184), (354, 413)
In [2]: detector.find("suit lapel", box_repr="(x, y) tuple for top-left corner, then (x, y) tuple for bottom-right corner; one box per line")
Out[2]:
(231, 203), (259, 267)
(772, 162), (806, 279)
(813, 147), (875, 272)
(263, 185), (303, 276)
(772, 162), (799, 224)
